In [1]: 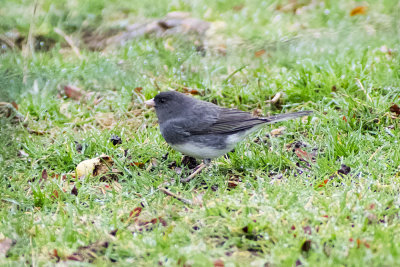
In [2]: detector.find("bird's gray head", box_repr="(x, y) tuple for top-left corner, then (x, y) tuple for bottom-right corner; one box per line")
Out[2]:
(146, 91), (193, 124)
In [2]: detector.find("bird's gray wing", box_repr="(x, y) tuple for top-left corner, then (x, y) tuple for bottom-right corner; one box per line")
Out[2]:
(188, 107), (267, 135)
(186, 108), (313, 135)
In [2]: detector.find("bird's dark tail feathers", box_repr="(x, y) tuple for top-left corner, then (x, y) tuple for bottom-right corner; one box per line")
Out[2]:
(262, 111), (313, 124)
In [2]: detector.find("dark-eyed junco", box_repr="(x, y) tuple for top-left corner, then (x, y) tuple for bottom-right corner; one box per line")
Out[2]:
(145, 91), (312, 182)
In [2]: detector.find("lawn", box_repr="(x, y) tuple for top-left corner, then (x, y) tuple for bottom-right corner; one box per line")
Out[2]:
(1, 0), (400, 266)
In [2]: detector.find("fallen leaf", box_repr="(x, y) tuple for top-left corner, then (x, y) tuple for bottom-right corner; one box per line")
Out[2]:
(51, 190), (59, 199)
(301, 240), (312, 253)
(214, 259), (224, 267)
(295, 148), (314, 162)
(50, 248), (60, 262)
(254, 49), (266, 57)
(0, 102), (25, 124)
(181, 156), (198, 169)
(71, 185), (78, 196)
(390, 104), (400, 116)
(318, 179), (329, 188)
(41, 169), (48, 180)
(76, 155), (116, 178)
(0, 237), (13, 257)
(131, 216), (168, 233)
(129, 207), (142, 218)
(228, 180), (239, 188)
(11, 102), (18, 110)
(130, 162), (145, 168)
(182, 87), (200, 95)
(67, 241), (109, 262)
(134, 87), (143, 93)
(227, 174), (242, 189)
(109, 229), (118, 236)
(350, 6), (368, 16)
(17, 149), (29, 157)
(328, 164), (351, 180)
(110, 135), (122, 146)
(252, 108), (263, 117)
(337, 164), (351, 176)
(64, 85), (83, 100)
(303, 226), (312, 235)
(75, 141), (83, 153)
(270, 126), (286, 137)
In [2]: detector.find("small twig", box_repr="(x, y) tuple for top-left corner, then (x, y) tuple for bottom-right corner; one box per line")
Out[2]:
(369, 146), (383, 161)
(180, 162), (207, 183)
(158, 186), (193, 205)
(266, 92), (282, 104)
(355, 78), (372, 102)
(26, 127), (47, 135)
(54, 27), (82, 59)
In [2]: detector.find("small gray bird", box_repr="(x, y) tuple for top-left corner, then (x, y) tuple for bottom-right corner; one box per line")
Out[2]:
(145, 91), (312, 182)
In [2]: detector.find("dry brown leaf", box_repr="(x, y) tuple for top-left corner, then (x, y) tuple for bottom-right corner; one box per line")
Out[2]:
(228, 180), (240, 188)
(134, 87), (143, 93)
(64, 85), (83, 100)
(227, 174), (242, 189)
(181, 87), (200, 95)
(295, 148), (314, 162)
(130, 162), (145, 168)
(51, 190), (59, 199)
(252, 108), (263, 117)
(0, 237), (13, 258)
(76, 155), (114, 178)
(350, 6), (368, 16)
(71, 185), (78, 196)
(214, 259), (225, 267)
(129, 207), (143, 218)
(390, 104), (400, 116)
(41, 169), (48, 180)
(67, 241), (109, 262)
(11, 102), (18, 110)
(254, 49), (266, 57)
(0, 102), (25, 124)
(301, 240), (312, 253)
(270, 126), (286, 137)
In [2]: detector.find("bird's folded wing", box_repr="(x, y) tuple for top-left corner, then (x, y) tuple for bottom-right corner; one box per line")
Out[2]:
(189, 108), (266, 135)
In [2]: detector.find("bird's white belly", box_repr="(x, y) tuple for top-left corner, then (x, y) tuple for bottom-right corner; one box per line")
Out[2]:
(170, 143), (231, 159)
(170, 125), (265, 159)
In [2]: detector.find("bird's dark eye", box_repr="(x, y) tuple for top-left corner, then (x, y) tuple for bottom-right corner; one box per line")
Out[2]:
(159, 98), (166, 103)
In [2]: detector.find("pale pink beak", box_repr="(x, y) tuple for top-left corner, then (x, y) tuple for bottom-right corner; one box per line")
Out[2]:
(145, 98), (155, 107)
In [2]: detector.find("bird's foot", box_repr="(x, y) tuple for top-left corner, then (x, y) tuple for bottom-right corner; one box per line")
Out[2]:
(180, 159), (210, 183)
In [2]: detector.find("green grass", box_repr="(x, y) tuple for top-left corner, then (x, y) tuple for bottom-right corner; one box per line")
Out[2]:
(1, 0), (400, 266)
